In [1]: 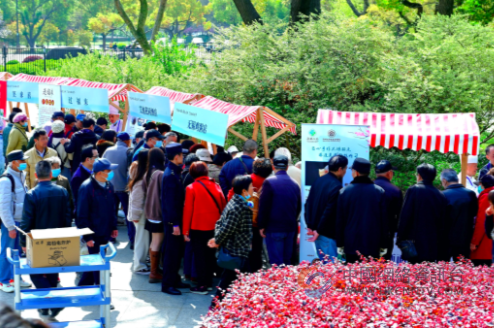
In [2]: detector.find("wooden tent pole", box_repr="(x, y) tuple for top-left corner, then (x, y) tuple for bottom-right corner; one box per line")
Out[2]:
(228, 127), (248, 141)
(23, 103), (32, 133)
(258, 107), (269, 157)
(8, 102), (13, 113)
(252, 108), (260, 141)
(70, 109), (76, 116)
(266, 125), (292, 144)
(461, 153), (468, 187)
(122, 86), (131, 131)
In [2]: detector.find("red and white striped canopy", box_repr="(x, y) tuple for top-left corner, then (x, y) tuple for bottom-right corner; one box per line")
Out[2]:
(0, 72), (13, 81)
(317, 110), (480, 156)
(10, 73), (78, 85)
(145, 86), (200, 114)
(66, 80), (141, 101)
(193, 96), (296, 134)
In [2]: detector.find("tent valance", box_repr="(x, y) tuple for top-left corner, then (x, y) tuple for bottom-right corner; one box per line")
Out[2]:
(0, 72), (13, 81)
(317, 110), (480, 156)
(66, 80), (144, 101)
(145, 86), (203, 114)
(9, 73), (78, 85)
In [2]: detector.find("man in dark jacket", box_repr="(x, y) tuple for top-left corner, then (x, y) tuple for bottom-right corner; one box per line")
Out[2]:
(76, 158), (118, 286)
(62, 118), (98, 171)
(94, 117), (107, 137)
(479, 144), (494, 181)
(71, 146), (98, 204)
(440, 169), (478, 260)
(20, 160), (71, 319)
(374, 160), (403, 261)
(397, 163), (449, 263)
(258, 155), (301, 266)
(161, 143), (190, 295)
(304, 155), (348, 261)
(336, 158), (387, 263)
(219, 139), (257, 197)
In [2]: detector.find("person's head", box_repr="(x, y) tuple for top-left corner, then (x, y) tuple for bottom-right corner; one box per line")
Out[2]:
(481, 174), (494, 190)
(134, 130), (144, 145)
(33, 129), (48, 150)
(45, 157), (62, 179)
(328, 155), (348, 179)
(227, 145), (239, 157)
(440, 169), (459, 188)
(189, 144), (205, 154)
(0, 303), (49, 328)
(144, 122), (157, 131)
(76, 114), (86, 129)
(416, 163), (437, 183)
(351, 157), (371, 178)
(7, 150), (28, 172)
(109, 103), (120, 124)
(93, 158), (118, 182)
(128, 149), (149, 191)
(51, 120), (65, 134)
(64, 114), (76, 128)
(146, 148), (166, 183)
(189, 161), (209, 179)
(11, 107), (22, 116)
(81, 146), (98, 169)
(181, 140), (195, 151)
(273, 155), (289, 172)
(96, 117), (108, 130)
(157, 123), (171, 136)
(13, 113), (28, 127)
(232, 175), (253, 198)
(145, 130), (164, 148)
(213, 152), (232, 168)
(274, 148), (292, 164)
(269, 149), (276, 161)
(8, 112), (18, 124)
(375, 160), (396, 181)
(165, 142), (187, 165)
(196, 149), (212, 163)
(117, 132), (131, 147)
(252, 158), (273, 178)
(489, 190), (494, 206)
(164, 132), (178, 145)
(184, 153), (200, 167)
(34, 160), (52, 182)
(101, 130), (117, 143)
(465, 155), (478, 177)
(486, 145), (494, 165)
(242, 139), (258, 159)
(82, 118), (95, 130)
(51, 111), (65, 122)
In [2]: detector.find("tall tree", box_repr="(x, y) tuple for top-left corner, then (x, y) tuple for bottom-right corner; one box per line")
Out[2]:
(291, 0), (320, 23)
(436, 0), (454, 15)
(87, 13), (124, 50)
(232, 0), (263, 24)
(160, 0), (211, 36)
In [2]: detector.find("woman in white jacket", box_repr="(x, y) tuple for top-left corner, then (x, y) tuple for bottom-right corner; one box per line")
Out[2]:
(128, 149), (150, 275)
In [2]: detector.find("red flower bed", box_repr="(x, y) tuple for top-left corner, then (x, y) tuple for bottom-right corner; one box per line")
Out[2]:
(202, 258), (494, 327)
(22, 55), (43, 63)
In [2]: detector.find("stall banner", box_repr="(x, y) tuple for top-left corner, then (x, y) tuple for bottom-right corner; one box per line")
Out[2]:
(61, 86), (109, 113)
(173, 103), (229, 146)
(0, 81), (6, 118)
(6, 81), (38, 104)
(125, 114), (147, 137)
(128, 92), (171, 125)
(300, 123), (370, 263)
(38, 84), (61, 127)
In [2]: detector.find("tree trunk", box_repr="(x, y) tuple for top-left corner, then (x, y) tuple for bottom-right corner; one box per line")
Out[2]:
(436, 0), (454, 15)
(150, 0), (167, 42)
(232, 0), (263, 25)
(102, 33), (106, 50)
(291, 0), (321, 24)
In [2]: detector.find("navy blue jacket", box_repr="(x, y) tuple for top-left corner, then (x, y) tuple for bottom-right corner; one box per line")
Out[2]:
(20, 181), (72, 247)
(397, 181), (449, 262)
(479, 162), (493, 182)
(442, 183), (478, 258)
(304, 172), (342, 239)
(336, 176), (387, 257)
(161, 162), (185, 227)
(374, 176), (403, 237)
(76, 176), (117, 242)
(219, 155), (254, 197)
(257, 171), (301, 233)
(70, 164), (92, 205)
(64, 129), (98, 170)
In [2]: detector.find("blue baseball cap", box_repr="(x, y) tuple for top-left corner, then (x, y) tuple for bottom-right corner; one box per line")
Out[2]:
(76, 114), (86, 121)
(93, 158), (118, 173)
(117, 132), (130, 141)
(165, 142), (188, 157)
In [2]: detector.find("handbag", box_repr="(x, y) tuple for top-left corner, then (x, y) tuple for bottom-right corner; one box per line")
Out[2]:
(397, 240), (418, 261)
(217, 247), (244, 271)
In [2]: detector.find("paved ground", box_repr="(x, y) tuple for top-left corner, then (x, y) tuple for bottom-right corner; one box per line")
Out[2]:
(0, 225), (211, 328)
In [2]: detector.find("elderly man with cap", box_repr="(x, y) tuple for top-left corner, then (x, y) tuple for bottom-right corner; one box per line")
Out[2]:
(374, 160), (403, 261)
(335, 158), (388, 263)
(132, 130), (164, 162)
(94, 117), (108, 137)
(257, 155), (301, 266)
(48, 120), (72, 179)
(24, 129), (58, 189)
(71, 146), (98, 206)
(62, 118), (98, 171)
(161, 142), (190, 295)
(63, 114), (76, 139)
(6, 113), (29, 154)
(109, 103), (123, 132)
(219, 140), (257, 197)
(76, 158), (118, 287)
(44, 111), (64, 135)
(227, 145), (239, 158)
(458, 155), (479, 195)
(397, 163), (449, 263)
(274, 147), (301, 187)
(0, 150), (31, 293)
(103, 132), (135, 249)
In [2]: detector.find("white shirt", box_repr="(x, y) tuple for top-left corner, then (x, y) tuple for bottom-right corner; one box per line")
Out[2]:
(110, 119), (123, 133)
(458, 173), (478, 196)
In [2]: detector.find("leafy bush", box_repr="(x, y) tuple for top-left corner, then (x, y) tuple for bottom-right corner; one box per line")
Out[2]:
(6, 60), (19, 65)
(22, 55), (43, 63)
(149, 37), (200, 76)
(117, 43), (126, 50)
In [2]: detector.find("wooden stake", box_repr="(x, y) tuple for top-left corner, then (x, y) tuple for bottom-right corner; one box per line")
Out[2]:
(122, 95), (129, 132)
(461, 153), (468, 187)
(8, 101), (13, 113)
(228, 127), (248, 141)
(258, 107), (269, 157)
(266, 125), (292, 144)
(23, 103), (32, 133)
(252, 108), (260, 141)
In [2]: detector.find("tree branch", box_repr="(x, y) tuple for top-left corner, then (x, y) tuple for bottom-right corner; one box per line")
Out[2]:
(151, 0), (167, 42)
(137, 0), (148, 33)
(346, 0), (362, 17)
(402, 0), (423, 17)
(114, 0), (138, 35)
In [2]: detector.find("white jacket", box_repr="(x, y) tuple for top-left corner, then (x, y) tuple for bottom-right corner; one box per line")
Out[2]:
(128, 179), (146, 222)
(0, 167), (27, 230)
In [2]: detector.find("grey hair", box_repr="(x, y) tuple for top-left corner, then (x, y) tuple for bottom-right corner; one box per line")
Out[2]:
(165, 132), (177, 140)
(35, 160), (52, 179)
(274, 147), (292, 163)
(440, 169), (459, 183)
(242, 139), (258, 154)
(44, 156), (61, 167)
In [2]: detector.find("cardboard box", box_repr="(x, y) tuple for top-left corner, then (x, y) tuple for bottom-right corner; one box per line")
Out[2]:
(19, 227), (93, 268)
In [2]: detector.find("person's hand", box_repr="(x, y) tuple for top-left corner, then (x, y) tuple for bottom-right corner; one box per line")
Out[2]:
(208, 238), (219, 248)
(487, 206), (494, 216)
(132, 220), (139, 223)
(184, 235), (190, 242)
(111, 230), (118, 238)
(22, 247), (26, 253)
(470, 243), (477, 252)
(307, 230), (319, 243)
(259, 229), (266, 238)
(8, 230), (17, 239)
(306, 228), (313, 236)
(172, 226), (181, 236)
(380, 248), (387, 257)
(60, 138), (67, 145)
(87, 240), (95, 248)
(337, 247), (345, 256)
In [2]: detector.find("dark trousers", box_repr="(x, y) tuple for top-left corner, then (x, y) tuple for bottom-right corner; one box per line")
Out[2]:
(246, 227), (263, 273)
(384, 237), (394, 261)
(345, 254), (361, 264)
(78, 239), (107, 286)
(114, 192), (135, 245)
(472, 259), (492, 267)
(265, 231), (296, 266)
(161, 224), (185, 290)
(30, 273), (61, 311)
(212, 260), (246, 306)
(190, 230), (215, 287)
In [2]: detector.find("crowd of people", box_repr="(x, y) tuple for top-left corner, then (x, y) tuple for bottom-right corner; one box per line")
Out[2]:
(0, 107), (493, 318)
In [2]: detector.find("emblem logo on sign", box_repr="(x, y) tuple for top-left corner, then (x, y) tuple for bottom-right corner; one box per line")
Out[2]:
(328, 130), (336, 137)
(309, 129), (316, 137)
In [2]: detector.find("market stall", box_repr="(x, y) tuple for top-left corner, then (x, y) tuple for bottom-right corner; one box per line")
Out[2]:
(145, 86), (204, 113)
(0, 72), (13, 81)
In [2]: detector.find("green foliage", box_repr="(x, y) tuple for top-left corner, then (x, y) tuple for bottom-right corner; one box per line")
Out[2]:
(6, 60), (19, 65)
(5, 59), (62, 75)
(149, 37), (199, 76)
(457, 0), (494, 24)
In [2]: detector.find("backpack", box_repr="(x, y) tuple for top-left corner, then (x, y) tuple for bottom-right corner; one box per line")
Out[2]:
(251, 186), (262, 227)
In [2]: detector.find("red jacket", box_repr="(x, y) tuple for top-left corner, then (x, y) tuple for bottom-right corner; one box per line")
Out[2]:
(471, 187), (493, 260)
(183, 176), (226, 236)
(227, 173), (266, 201)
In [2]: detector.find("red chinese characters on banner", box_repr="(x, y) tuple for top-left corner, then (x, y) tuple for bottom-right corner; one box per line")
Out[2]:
(0, 81), (6, 118)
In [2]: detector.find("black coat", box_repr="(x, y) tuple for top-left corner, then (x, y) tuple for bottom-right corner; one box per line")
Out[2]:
(161, 162), (185, 227)
(336, 176), (387, 257)
(397, 181), (449, 262)
(64, 129), (98, 170)
(442, 184), (478, 259)
(374, 177), (403, 237)
(304, 172), (342, 239)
